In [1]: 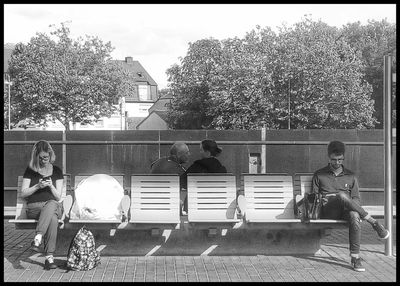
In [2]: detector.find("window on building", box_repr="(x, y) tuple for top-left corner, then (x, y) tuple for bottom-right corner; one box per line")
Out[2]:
(138, 85), (150, 101)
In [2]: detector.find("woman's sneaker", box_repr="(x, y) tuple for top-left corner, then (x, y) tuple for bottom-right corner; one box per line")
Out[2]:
(351, 257), (365, 272)
(31, 236), (42, 252)
(372, 222), (390, 239)
(44, 256), (57, 270)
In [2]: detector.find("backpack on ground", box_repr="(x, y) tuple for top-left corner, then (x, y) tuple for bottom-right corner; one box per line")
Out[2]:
(66, 226), (101, 271)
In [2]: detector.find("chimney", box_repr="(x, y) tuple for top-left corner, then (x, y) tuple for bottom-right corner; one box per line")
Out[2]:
(125, 56), (133, 63)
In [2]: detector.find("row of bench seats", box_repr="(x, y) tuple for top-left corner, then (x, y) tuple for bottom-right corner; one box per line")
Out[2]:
(9, 173), (347, 233)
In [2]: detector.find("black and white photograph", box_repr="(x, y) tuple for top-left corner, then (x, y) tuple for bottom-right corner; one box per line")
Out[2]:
(4, 3), (396, 282)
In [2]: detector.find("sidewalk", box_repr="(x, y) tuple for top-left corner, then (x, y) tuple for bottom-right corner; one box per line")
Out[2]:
(4, 218), (396, 282)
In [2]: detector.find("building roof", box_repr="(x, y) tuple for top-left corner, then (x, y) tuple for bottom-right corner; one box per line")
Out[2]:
(136, 110), (168, 129)
(153, 110), (168, 121)
(148, 95), (172, 113)
(114, 57), (158, 86)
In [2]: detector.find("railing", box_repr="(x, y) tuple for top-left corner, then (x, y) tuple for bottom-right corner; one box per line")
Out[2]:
(3, 140), (397, 145)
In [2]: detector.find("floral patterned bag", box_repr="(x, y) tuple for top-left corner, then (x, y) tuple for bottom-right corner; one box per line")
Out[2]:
(66, 226), (100, 271)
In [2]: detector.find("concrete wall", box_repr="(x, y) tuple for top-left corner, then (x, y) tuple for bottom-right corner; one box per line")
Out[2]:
(4, 129), (396, 207)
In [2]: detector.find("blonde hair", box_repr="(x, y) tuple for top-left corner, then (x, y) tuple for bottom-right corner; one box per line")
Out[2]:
(29, 140), (56, 171)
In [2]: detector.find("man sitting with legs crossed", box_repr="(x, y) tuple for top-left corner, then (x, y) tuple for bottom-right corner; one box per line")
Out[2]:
(312, 140), (390, 272)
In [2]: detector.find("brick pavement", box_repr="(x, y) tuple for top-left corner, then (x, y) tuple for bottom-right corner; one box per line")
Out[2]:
(3, 218), (396, 282)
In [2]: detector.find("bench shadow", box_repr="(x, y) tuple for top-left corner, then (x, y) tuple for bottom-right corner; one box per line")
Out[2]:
(276, 199), (296, 219)
(226, 200), (237, 219)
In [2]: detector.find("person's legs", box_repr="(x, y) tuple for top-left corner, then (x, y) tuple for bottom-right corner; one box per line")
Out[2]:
(43, 215), (59, 255)
(320, 196), (343, 219)
(335, 192), (368, 218)
(37, 200), (62, 256)
(347, 211), (362, 256)
(336, 192), (389, 239)
(322, 197), (365, 271)
(26, 202), (46, 249)
(343, 211), (365, 271)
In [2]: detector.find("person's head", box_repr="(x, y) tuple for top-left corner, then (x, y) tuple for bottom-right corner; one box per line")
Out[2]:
(29, 140), (56, 171)
(200, 139), (222, 158)
(327, 140), (345, 170)
(170, 142), (190, 164)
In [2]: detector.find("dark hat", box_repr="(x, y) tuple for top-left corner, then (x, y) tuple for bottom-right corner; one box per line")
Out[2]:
(327, 140), (345, 156)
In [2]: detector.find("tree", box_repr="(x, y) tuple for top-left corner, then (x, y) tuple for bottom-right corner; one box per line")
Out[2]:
(210, 28), (277, 129)
(165, 38), (223, 129)
(8, 23), (133, 130)
(341, 19), (396, 128)
(270, 18), (376, 129)
(166, 18), (378, 130)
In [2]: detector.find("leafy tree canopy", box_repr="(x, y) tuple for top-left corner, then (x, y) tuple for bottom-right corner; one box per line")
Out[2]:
(165, 16), (395, 130)
(8, 22), (134, 130)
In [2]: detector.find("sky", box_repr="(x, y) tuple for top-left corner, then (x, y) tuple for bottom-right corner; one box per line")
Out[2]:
(4, 4), (396, 90)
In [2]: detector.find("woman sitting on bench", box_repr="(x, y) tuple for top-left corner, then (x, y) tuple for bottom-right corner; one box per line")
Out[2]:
(20, 140), (64, 270)
(182, 139), (228, 212)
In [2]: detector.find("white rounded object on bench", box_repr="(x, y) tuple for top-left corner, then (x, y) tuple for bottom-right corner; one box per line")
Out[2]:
(73, 174), (124, 220)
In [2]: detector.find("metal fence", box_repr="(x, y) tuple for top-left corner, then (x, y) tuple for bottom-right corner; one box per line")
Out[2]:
(4, 129), (396, 208)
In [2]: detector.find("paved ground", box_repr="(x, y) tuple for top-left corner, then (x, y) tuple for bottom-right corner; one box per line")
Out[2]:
(3, 218), (396, 282)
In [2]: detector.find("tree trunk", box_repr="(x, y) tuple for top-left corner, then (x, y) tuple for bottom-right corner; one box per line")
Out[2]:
(63, 120), (70, 131)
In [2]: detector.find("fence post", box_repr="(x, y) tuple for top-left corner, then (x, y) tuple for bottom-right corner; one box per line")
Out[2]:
(383, 55), (393, 256)
(261, 126), (266, 173)
(62, 130), (66, 174)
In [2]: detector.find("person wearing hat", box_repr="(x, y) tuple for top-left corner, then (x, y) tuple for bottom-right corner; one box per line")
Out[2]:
(311, 140), (390, 272)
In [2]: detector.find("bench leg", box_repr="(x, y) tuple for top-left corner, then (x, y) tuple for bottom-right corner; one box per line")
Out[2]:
(61, 195), (73, 221)
(236, 195), (247, 219)
(119, 195), (130, 222)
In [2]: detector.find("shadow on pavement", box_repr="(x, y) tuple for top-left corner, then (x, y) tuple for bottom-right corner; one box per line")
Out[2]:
(322, 243), (386, 255)
(5, 251), (45, 270)
(293, 255), (353, 270)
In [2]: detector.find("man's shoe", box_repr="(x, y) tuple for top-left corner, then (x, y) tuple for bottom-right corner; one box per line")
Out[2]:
(31, 240), (41, 252)
(372, 222), (390, 239)
(351, 257), (365, 272)
(44, 258), (57, 270)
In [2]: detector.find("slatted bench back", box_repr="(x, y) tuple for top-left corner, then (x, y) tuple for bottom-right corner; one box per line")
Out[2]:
(243, 174), (294, 221)
(293, 173), (314, 196)
(130, 175), (180, 223)
(15, 175), (69, 220)
(187, 174), (238, 222)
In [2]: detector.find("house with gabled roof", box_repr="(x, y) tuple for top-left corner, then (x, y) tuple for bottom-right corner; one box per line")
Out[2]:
(136, 93), (172, 130)
(114, 56), (159, 130)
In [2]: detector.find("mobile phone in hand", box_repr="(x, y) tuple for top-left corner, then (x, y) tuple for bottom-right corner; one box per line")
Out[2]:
(42, 176), (51, 182)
